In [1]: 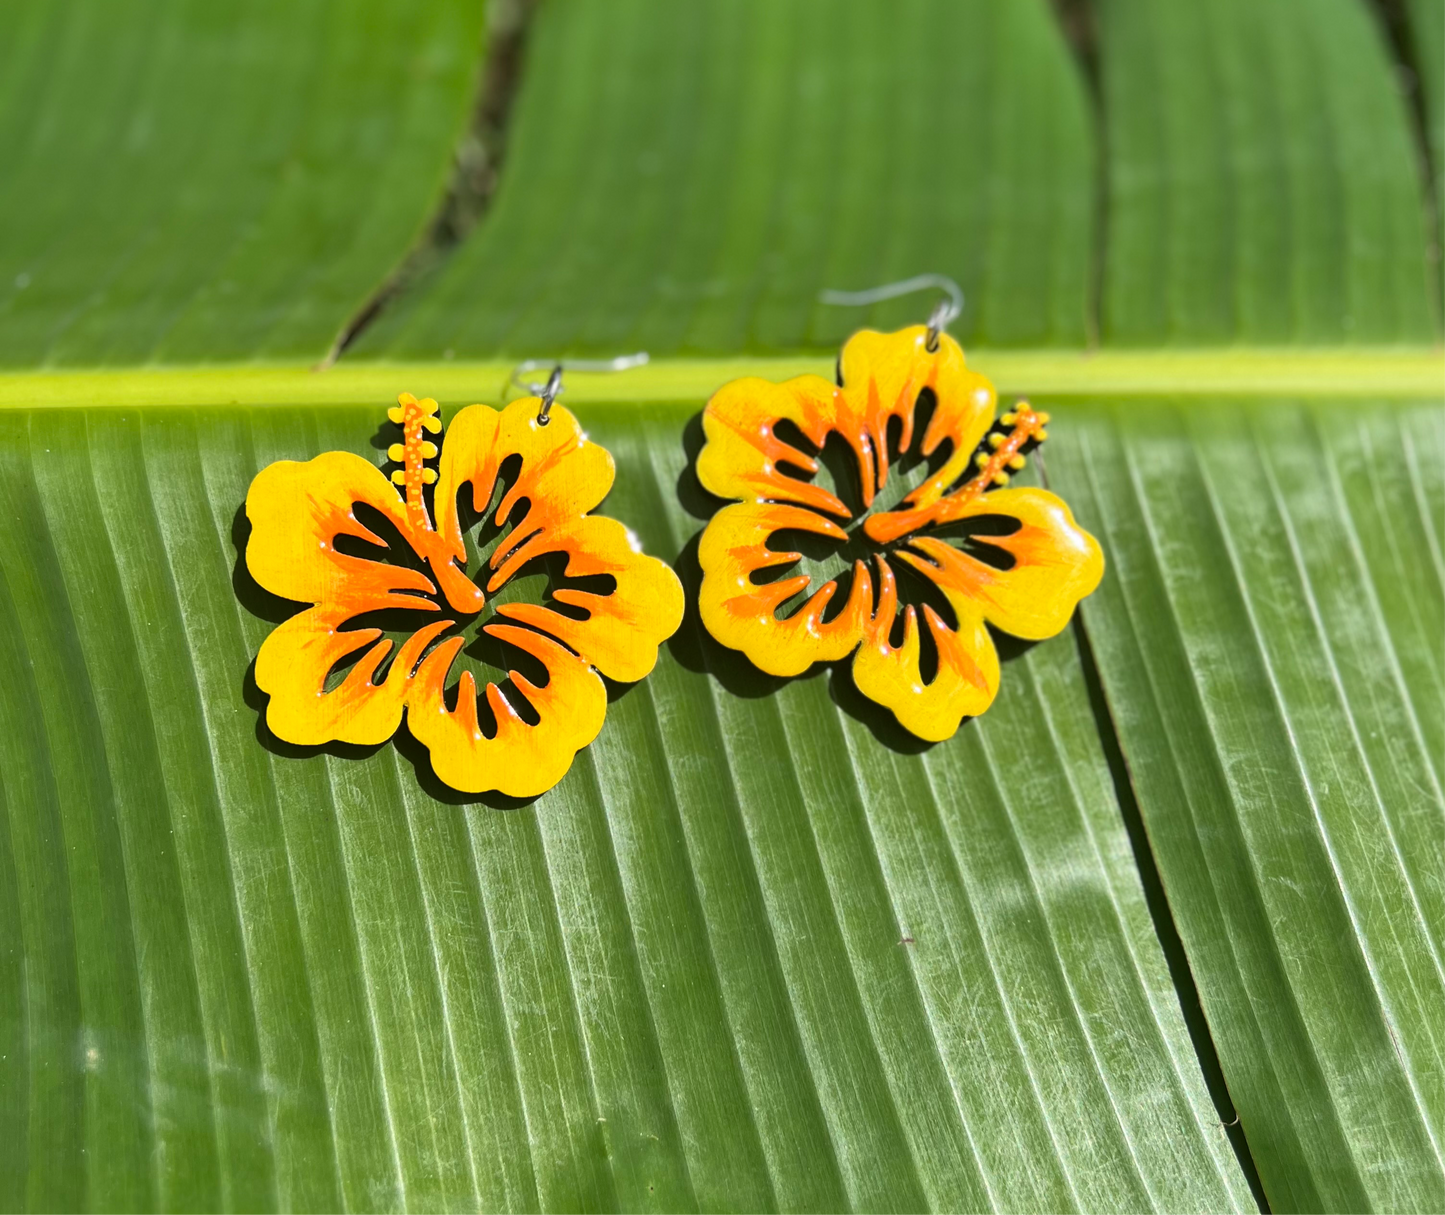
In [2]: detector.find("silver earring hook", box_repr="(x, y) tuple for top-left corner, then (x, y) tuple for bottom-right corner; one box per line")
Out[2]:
(818, 274), (964, 352)
(509, 352), (650, 425)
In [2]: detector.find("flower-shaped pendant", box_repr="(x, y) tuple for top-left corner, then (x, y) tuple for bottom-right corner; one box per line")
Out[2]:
(695, 326), (1104, 742)
(244, 393), (683, 797)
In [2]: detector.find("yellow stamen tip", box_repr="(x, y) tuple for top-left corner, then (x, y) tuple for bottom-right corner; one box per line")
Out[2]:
(1037, 411), (1051, 424)
(1001, 412), (1017, 426)
(975, 452), (990, 468)
(390, 469), (407, 485)
(388, 443), (405, 462)
(397, 392), (418, 406)
(421, 398), (440, 415)
(993, 471), (1010, 486)
(988, 433), (1005, 448)
(1036, 428), (1049, 442)
(421, 441), (438, 458)
(421, 467), (438, 484)
(1008, 455), (1026, 470)
(423, 415), (442, 434)
(387, 406), (405, 424)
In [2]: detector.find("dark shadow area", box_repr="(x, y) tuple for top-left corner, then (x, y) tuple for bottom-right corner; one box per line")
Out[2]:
(826, 660), (936, 755)
(601, 674), (640, 704)
(369, 415), (399, 453)
(677, 411), (730, 522)
(1073, 615), (1271, 1214)
(989, 628), (1038, 666)
(231, 505), (306, 626)
(1048, 0), (1099, 83)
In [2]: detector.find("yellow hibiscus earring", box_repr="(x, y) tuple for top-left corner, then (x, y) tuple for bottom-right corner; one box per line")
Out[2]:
(242, 357), (683, 798)
(694, 276), (1103, 742)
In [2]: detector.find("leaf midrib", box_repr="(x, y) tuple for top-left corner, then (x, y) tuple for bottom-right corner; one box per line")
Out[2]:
(1, 348), (1441, 410)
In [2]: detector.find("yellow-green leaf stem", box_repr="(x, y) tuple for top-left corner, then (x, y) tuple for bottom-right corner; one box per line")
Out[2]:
(0, 348), (1439, 412)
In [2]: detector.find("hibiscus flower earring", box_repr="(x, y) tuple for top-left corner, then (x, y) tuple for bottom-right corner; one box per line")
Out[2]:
(693, 276), (1103, 742)
(242, 359), (683, 798)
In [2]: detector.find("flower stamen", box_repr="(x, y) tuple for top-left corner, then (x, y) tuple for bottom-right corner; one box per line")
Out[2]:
(963, 402), (1048, 499)
(387, 392), (443, 532)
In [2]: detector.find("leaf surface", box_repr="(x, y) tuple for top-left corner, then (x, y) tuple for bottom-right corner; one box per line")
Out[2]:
(1047, 397), (1445, 1211)
(3, 0), (1445, 1208)
(0, 0), (485, 366)
(355, 0), (1096, 357)
(1096, 0), (1439, 342)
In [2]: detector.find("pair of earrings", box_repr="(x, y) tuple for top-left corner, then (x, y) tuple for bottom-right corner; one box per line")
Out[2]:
(243, 280), (1104, 798)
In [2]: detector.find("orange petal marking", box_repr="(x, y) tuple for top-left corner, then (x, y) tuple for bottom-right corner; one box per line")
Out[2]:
(852, 557), (999, 742)
(866, 400), (1049, 543)
(407, 623), (609, 799)
(900, 488), (1103, 641)
(495, 515), (683, 684)
(698, 501), (870, 676)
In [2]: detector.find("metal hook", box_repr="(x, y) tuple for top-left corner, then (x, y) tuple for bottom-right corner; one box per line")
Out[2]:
(510, 352), (650, 425)
(818, 274), (964, 352)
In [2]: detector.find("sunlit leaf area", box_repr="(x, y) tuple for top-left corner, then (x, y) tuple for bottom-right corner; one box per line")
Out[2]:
(0, 0), (1441, 1211)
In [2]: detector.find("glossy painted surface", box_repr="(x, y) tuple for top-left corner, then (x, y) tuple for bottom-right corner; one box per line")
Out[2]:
(696, 326), (1104, 741)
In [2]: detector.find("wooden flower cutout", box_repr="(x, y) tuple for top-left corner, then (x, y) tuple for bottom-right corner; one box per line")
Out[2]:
(244, 393), (683, 797)
(695, 326), (1104, 742)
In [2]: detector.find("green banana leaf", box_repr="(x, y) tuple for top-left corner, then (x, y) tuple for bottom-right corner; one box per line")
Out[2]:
(1, 0), (1442, 1211)
(1048, 398), (1445, 1212)
(0, 0), (485, 365)
(1096, 0), (1437, 343)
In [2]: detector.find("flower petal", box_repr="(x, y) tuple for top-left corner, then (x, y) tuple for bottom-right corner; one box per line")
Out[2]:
(257, 609), (454, 747)
(495, 515), (684, 684)
(245, 450), (441, 611)
(850, 559), (999, 742)
(698, 502), (872, 677)
(696, 375), (852, 515)
(432, 400), (616, 580)
(836, 327), (996, 511)
(900, 487), (1104, 640)
(406, 623), (608, 798)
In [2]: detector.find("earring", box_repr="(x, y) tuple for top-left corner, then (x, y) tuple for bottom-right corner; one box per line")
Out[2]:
(693, 276), (1103, 742)
(242, 358), (683, 798)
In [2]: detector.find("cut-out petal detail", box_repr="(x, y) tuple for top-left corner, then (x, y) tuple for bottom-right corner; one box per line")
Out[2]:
(852, 594), (999, 742)
(256, 612), (453, 747)
(407, 624), (609, 799)
(433, 400), (616, 581)
(496, 515), (684, 684)
(697, 325), (995, 515)
(246, 451), (442, 612)
(900, 488), (1104, 641)
(698, 501), (872, 677)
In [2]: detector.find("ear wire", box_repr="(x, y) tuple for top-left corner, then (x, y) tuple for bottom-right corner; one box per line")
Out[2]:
(818, 274), (963, 351)
(509, 352), (650, 424)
